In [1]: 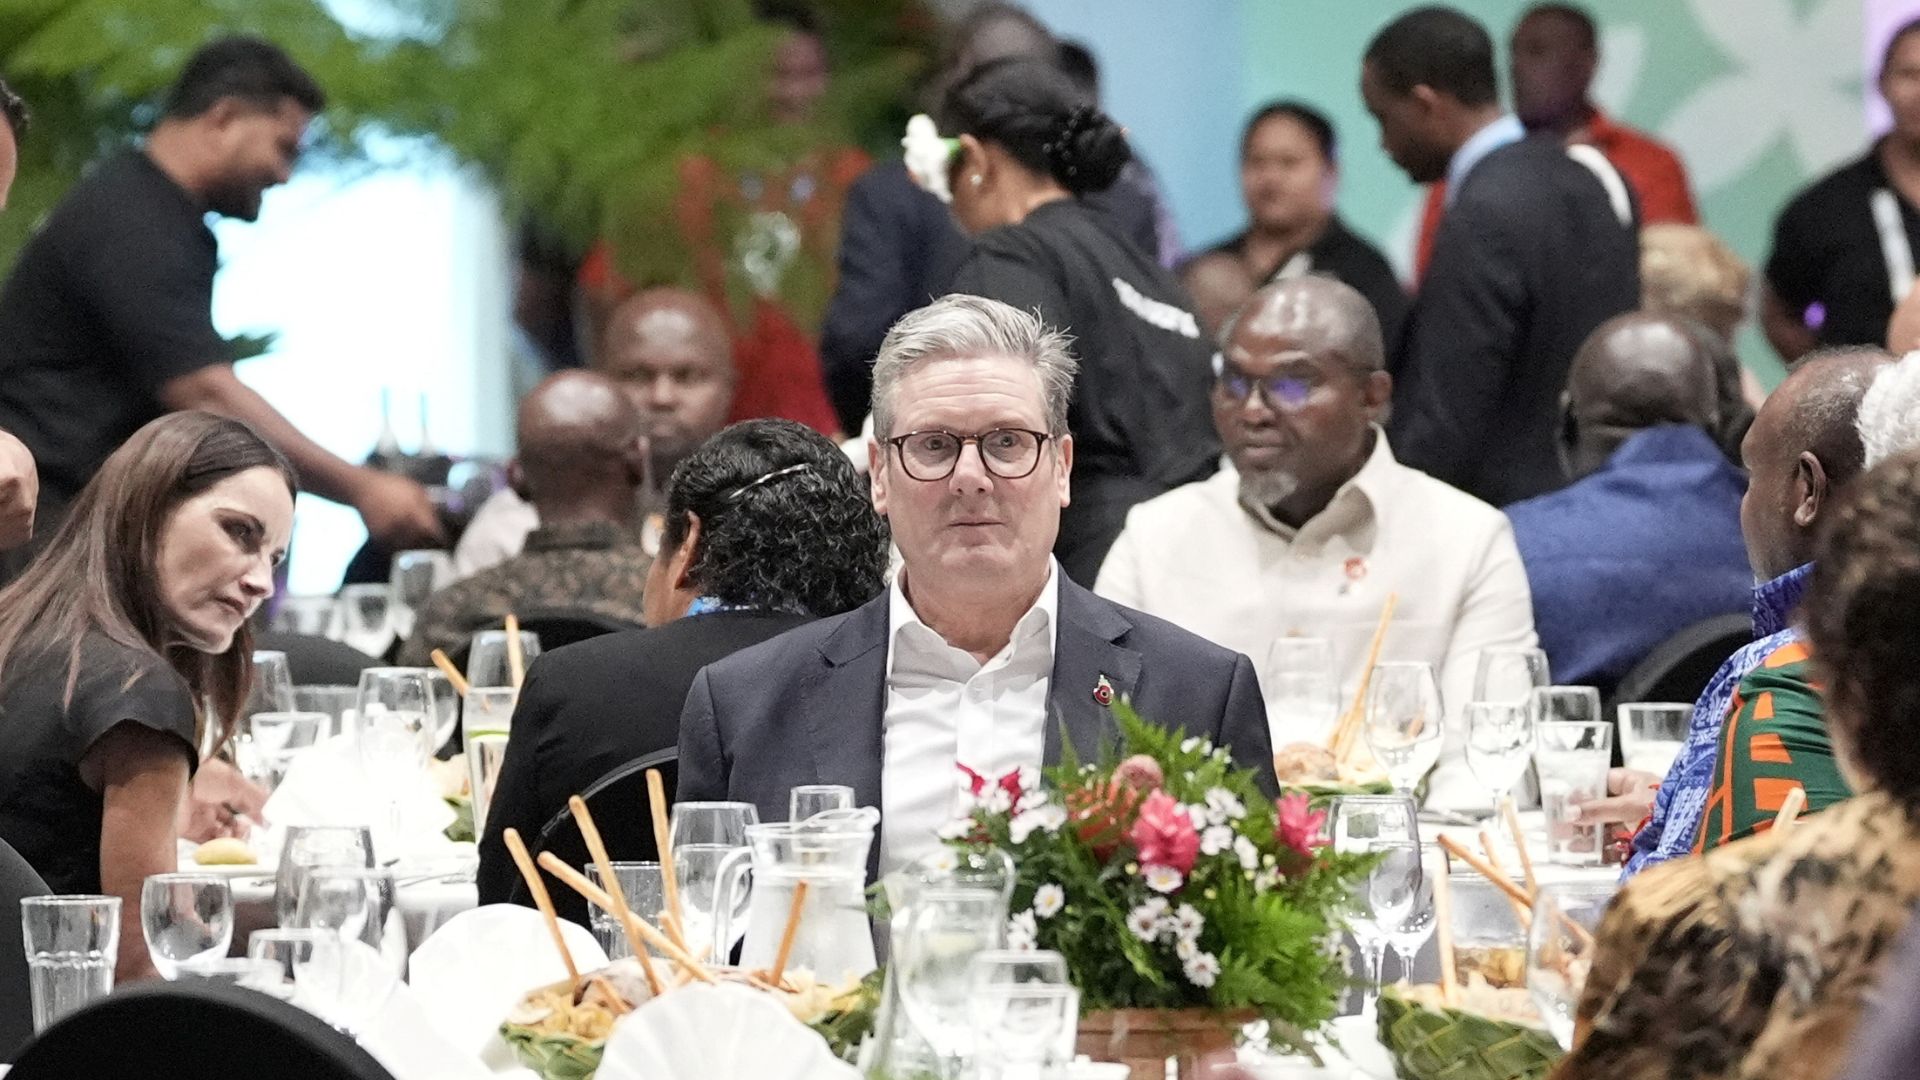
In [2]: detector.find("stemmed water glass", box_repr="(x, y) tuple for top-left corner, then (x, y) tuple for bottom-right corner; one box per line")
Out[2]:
(388, 550), (454, 641)
(670, 801), (760, 956)
(275, 825), (376, 927)
(1365, 662), (1445, 794)
(1465, 701), (1533, 820)
(271, 595), (337, 636)
(896, 885), (1009, 1079)
(463, 629), (542, 690)
(790, 784), (855, 822)
(967, 950), (1076, 1080)
(140, 873), (234, 980)
(1526, 881), (1617, 1049)
(354, 668), (439, 858)
(295, 866), (407, 978)
(1327, 795), (1420, 1009)
(1386, 847), (1442, 983)
(248, 651), (297, 715)
(1263, 636), (1340, 747)
(1474, 647), (1549, 706)
(333, 584), (395, 658)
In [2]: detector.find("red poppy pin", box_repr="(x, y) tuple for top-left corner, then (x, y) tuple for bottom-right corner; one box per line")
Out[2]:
(1093, 674), (1115, 707)
(1344, 557), (1368, 582)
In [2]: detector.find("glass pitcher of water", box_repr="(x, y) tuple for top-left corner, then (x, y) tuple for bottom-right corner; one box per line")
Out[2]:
(711, 809), (882, 983)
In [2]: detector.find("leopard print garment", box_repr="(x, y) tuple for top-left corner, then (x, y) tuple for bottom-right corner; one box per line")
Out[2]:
(1552, 790), (1920, 1080)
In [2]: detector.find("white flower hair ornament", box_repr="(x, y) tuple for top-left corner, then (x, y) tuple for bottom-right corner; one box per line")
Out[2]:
(902, 114), (961, 204)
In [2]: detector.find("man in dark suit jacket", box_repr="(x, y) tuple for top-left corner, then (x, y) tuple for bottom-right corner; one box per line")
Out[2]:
(681, 295), (1274, 882)
(1361, 6), (1639, 506)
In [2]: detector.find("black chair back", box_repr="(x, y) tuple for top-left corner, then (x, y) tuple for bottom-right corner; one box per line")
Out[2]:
(8, 979), (396, 1080)
(0, 838), (48, 1060)
(256, 631), (383, 686)
(1610, 612), (1753, 711)
(512, 747), (678, 928)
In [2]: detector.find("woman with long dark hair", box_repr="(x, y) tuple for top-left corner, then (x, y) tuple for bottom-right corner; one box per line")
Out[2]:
(909, 57), (1219, 585)
(0, 411), (294, 980)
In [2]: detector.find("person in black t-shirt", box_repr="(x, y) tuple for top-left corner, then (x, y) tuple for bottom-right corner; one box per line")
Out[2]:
(0, 37), (443, 579)
(1763, 18), (1920, 364)
(923, 58), (1220, 585)
(1203, 101), (1410, 357)
(0, 411), (295, 982)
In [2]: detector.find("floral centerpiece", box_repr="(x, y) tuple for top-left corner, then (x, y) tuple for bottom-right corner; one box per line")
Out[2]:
(940, 705), (1375, 1066)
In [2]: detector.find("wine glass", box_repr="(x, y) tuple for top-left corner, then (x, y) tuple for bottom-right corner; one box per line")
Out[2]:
(271, 595), (337, 637)
(897, 885), (1009, 1078)
(247, 651), (297, 715)
(333, 584), (395, 657)
(295, 867), (408, 978)
(1327, 795), (1420, 1009)
(140, 873), (234, 980)
(968, 950), (1076, 1080)
(670, 801), (760, 955)
(1360, 840), (1423, 1003)
(1474, 647), (1549, 706)
(463, 629), (542, 690)
(1365, 662), (1445, 794)
(388, 550), (453, 641)
(242, 711), (327, 791)
(354, 668), (438, 858)
(790, 784), (855, 822)
(1526, 881), (1617, 1049)
(1263, 637), (1340, 746)
(1386, 848), (1442, 983)
(275, 826), (376, 927)
(1465, 701), (1533, 820)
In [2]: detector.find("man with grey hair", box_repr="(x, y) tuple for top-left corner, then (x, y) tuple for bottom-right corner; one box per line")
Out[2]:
(1097, 277), (1534, 810)
(1858, 349), (1920, 469)
(678, 294), (1274, 879)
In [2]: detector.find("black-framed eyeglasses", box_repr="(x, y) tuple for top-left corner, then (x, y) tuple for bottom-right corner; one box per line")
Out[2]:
(886, 428), (1052, 482)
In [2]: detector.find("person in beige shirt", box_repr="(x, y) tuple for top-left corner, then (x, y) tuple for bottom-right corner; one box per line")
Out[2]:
(1095, 276), (1536, 809)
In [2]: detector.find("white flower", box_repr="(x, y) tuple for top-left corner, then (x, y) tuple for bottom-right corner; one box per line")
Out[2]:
(1205, 788), (1247, 823)
(1175, 936), (1198, 961)
(1144, 864), (1184, 894)
(936, 816), (975, 841)
(901, 114), (959, 204)
(1015, 765), (1042, 796)
(1009, 803), (1066, 844)
(1254, 868), (1281, 894)
(1179, 737), (1208, 755)
(1006, 910), (1038, 951)
(1183, 951), (1220, 988)
(1126, 901), (1167, 942)
(1234, 835), (1260, 871)
(1181, 804), (1211, 830)
(979, 785), (1014, 816)
(1170, 903), (1205, 941)
(1033, 883), (1065, 919)
(921, 849), (958, 875)
(1200, 825), (1234, 856)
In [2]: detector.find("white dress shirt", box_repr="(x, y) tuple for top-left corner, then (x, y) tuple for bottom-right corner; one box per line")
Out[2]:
(880, 560), (1059, 875)
(452, 488), (539, 580)
(1094, 432), (1536, 809)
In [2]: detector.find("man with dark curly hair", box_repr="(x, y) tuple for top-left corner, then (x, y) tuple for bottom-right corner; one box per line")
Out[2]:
(476, 417), (889, 913)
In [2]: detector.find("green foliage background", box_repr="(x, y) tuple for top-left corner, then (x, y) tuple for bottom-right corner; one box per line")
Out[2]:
(0, 0), (931, 281)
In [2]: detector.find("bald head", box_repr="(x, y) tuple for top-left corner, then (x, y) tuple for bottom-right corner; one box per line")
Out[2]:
(1740, 347), (1893, 580)
(514, 370), (645, 520)
(1226, 276), (1385, 374)
(600, 287), (736, 471)
(1566, 313), (1719, 473)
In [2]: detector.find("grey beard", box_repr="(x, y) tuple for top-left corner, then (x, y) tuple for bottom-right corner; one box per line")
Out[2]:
(1237, 467), (1299, 509)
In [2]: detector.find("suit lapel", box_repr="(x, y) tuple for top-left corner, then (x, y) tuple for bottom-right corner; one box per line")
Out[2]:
(802, 594), (890, 814)
(1045, 580), (1142, 767)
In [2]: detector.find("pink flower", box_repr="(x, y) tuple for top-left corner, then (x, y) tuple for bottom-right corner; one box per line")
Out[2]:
(1274, 793), (1328, 860)
(1128, 791), (1199, 875)
(1113, 754), (1165, 793)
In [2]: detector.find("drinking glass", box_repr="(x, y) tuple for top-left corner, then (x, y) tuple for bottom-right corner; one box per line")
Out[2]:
(584, 862), (666, 960)
(1327, 795), (1420, 1008)
(790, 784), (855, 822)
(389, 550), (454, 641)
(248, 927), (330, 1001)
(896, 885), (1009, 1077)
(1474, 647), (1549, 705)
(1534, 720), (1614, 866)
(1358, 840), (1422, 1003)
(293, 684), (360, 738)
(464, 687), (518, 836)
(271, 594), (337, 636)
(241, 711), (327, 791)
(334, 584), (395, 658)
(1533, 685), (1602, 727)
(247, 651), (297, 716)
(671, 801), (760, 955)
(275, 825), (376, 927)
(295, 867), (407, 977)
(1386, 848), (1442, 983)
(21, 895), (120, 1033)
(1465, 701), (1533, 818)
(1263, 637), (1340, 747)
(1365, 662), (1445, 794)
(140, 873), (234, 980)
(355, 668), (439, 855)
(968, 950), (1077, 1080)
(1617, 703), (1692, 776)
(426, 668), (462, 750)
(1527, 882), (1617, 1049)
(464, 629), (543, 690)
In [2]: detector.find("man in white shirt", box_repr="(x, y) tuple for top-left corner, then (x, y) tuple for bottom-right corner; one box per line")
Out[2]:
(1095, 276), (1535, 809)
(677, 294), (1274, 878)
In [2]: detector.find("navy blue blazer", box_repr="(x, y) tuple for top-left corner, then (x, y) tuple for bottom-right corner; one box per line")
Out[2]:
(676, 577), (1276, 879)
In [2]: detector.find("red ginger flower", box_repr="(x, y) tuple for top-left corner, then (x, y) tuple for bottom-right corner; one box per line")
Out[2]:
(1128, 791), (1200, 875)
(1275, 792), (1328, 860)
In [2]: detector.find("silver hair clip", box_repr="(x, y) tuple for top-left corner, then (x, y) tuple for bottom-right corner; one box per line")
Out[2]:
(723, 462), (811, 502)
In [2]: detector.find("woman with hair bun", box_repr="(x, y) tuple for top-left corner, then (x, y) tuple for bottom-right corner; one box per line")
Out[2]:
(910, 57), (1219, 585)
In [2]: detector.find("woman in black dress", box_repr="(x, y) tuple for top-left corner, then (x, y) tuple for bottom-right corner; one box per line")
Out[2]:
(930, 58), (1220, 585)
(0, 412), (295, 980)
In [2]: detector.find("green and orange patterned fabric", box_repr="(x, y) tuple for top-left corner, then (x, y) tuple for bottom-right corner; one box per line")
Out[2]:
(1695, 640), (1853, 853)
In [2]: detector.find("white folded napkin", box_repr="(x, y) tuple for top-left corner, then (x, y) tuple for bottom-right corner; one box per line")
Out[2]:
(595, 983), (859, 1080)
(357, 980), (504, 1080)
(262, 735), (456, 862)
(407, 904), (610, 1061)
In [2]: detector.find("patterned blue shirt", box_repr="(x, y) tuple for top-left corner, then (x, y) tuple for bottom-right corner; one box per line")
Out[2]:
(1622, 562), (1813, 877)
